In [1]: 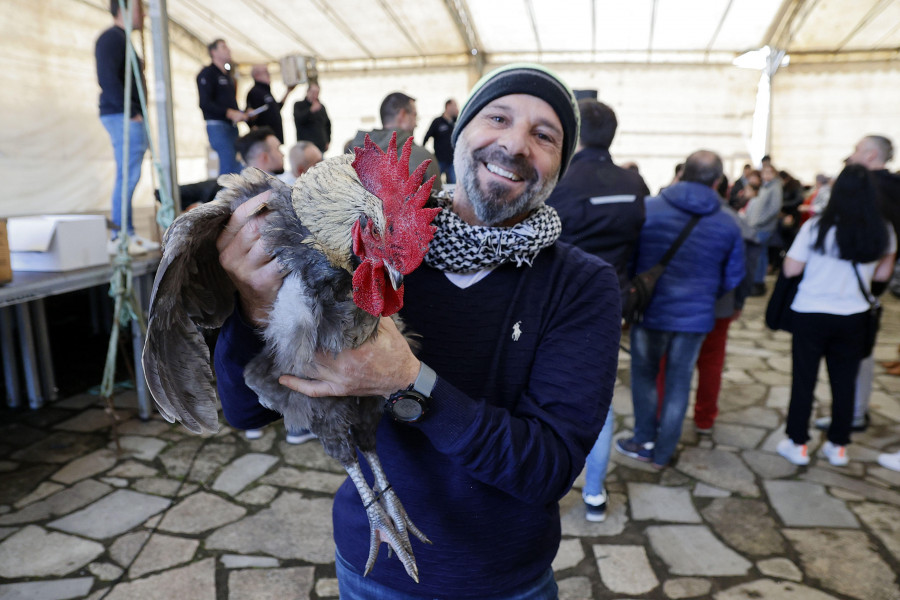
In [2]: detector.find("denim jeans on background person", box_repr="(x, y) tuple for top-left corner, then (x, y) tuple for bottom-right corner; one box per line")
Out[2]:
(100, 113), (147, 238)
(583, 407), (615, 498)
(630, 325), (705, 466)
(335, 550), (558, 600)
(206, 120), (241, 176)
(753, 229), (773, 284)
(438, 160), (456, 184)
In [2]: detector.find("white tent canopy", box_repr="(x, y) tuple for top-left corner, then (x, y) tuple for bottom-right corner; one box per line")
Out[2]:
(2, 0), (898, 232)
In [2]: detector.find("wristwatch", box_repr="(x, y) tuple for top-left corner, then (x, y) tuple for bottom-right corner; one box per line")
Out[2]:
(384, 363), (436, 423)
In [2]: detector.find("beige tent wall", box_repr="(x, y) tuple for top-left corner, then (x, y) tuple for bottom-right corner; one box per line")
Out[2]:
(548, 63), (761, 193)
(772, 62), (900, 183)
(2, 0), (898, 223)
(0, 0), (212, 239)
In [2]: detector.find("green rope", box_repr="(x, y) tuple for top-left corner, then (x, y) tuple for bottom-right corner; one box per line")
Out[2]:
(100, 0), (162, 402)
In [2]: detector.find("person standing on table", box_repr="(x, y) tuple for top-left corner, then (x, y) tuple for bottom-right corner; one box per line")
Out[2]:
(213, 63), (621, 598)
(95, 0), (158, 254)
(246, 64), (295, 144)
(293, 82), (331, 154)
(197, 38), (246, 176)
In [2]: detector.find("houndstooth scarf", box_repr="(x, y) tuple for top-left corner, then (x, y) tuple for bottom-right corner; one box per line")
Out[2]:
(424, 197), (562, 273)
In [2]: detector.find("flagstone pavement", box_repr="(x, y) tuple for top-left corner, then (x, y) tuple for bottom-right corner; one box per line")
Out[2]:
(2, 291), (900, 600)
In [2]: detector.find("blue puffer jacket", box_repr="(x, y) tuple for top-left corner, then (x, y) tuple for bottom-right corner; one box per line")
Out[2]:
(634, 181), (746, 333)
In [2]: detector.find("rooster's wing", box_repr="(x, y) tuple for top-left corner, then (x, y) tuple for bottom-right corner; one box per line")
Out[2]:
(142, 168), (287, 434)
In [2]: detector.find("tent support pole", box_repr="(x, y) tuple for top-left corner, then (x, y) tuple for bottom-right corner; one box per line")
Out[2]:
(149, 0), (181, 219)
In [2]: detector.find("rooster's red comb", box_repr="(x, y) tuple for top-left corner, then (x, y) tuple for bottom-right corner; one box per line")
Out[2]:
(351, 133), (440, 276)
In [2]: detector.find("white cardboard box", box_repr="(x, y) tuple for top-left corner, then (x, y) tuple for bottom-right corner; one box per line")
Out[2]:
(7, 215), (108, 272)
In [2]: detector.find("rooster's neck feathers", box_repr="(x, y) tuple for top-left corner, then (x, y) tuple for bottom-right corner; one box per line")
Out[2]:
(291, 154), (385, 274)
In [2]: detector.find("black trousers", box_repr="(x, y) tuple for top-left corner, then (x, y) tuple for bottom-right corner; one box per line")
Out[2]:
(787, 311), (867, 446)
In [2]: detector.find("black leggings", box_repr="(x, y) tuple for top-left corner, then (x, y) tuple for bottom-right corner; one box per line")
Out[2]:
(787, 311), (867, 446)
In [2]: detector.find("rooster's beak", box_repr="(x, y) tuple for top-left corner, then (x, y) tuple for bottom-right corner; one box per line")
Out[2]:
(385, 263), (403, 291)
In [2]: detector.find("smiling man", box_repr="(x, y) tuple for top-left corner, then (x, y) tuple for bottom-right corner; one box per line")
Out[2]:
(213, 63), (621, 599)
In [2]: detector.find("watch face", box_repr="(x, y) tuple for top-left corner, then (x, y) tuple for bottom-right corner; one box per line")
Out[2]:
(393, 395), (424, 421)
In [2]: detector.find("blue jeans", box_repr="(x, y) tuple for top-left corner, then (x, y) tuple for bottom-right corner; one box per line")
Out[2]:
(438, 160), (456, 184)
(335, 550), (558, 600)
(206, 120), (241, 175)
(583, 407), (614, 498)
(630, 325), (705, 466)
(101, 113), (147, 237)
(754, 229), (773, 284)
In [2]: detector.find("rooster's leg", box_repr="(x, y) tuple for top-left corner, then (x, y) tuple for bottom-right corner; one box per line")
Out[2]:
(344, 460), (421, 583)
(361, 449), (431, 549)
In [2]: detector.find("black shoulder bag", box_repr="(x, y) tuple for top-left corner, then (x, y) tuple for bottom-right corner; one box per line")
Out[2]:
(852, 262), (882, 357)
(623, 215), (701, 324)
(765, 271), (802, 332)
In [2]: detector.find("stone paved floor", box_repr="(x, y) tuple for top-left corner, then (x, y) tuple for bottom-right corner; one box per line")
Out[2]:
(2, 290), (900, 599)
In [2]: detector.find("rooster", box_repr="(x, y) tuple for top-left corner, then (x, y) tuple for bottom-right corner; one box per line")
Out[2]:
(142, 134), (440, 582)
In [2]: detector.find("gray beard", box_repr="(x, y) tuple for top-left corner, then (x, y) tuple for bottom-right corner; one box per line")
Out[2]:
(455, 144), (558, 226)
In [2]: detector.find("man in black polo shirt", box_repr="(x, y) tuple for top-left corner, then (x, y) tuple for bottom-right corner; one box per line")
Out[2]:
(422, 99), (458, 183)
(246, 64), (295, 144)
(197, 39), (247, 175)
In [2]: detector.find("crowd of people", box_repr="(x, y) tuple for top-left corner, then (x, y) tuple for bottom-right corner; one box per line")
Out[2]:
(95, 3), (900, 596)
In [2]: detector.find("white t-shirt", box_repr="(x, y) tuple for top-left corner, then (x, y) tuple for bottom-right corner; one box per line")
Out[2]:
(787, 217), (896, 315)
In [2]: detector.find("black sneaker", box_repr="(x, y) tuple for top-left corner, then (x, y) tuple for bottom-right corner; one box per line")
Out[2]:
(584, 489), (607, 523)
(615, 437), (654, 462)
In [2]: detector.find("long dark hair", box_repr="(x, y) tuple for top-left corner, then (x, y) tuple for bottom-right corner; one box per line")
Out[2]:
(814, 164), (889, 262)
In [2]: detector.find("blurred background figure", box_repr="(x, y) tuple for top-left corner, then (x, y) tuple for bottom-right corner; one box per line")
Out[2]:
(246, 63), (295, 143)
(277, 141), (323, 185)
(777, 164), (895, 468)
(422, 99), (458, 184)
(293, 82), (331, 153)
(197, 38), (247, 176)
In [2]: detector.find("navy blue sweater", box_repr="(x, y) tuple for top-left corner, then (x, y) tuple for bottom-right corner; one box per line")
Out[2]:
(95, 26), (143, 118)
(215, 242), (621, 597)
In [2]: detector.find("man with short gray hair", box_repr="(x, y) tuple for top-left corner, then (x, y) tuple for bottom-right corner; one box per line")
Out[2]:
(277, 141), (323, 185)
(616, 150), (745, 470)
(350, 92), (442, 192)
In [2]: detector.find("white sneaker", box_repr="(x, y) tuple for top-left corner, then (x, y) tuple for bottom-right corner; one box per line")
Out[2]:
(132, 235), (160, 252)
(286, 429), (316, 445)
(583, 489), (607, 523)
(244, 428), (264, 440)
(876, 450), (900, 472)
(821, 441), (849, 467)
(108, 237), (149, 256)
(777, 438), (810, 466)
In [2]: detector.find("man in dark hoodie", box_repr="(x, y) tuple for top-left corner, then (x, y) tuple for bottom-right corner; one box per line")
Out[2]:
(616, 150), (744, 470)
(350, 92), (442, 193)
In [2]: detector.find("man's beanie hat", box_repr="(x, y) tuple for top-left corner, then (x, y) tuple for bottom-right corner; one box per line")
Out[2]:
(451, 63), (580, 177)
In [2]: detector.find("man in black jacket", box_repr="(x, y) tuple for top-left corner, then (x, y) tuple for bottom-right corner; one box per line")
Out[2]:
(197, 39), (246, 175)
(422, 99), (458, 183)
(246, 64), (294, 143)
(293, 82), (331, 153)
(546, 99), (649, 293)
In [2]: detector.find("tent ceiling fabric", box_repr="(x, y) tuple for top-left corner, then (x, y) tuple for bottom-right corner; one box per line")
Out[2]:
(162, 0), (900, 69)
